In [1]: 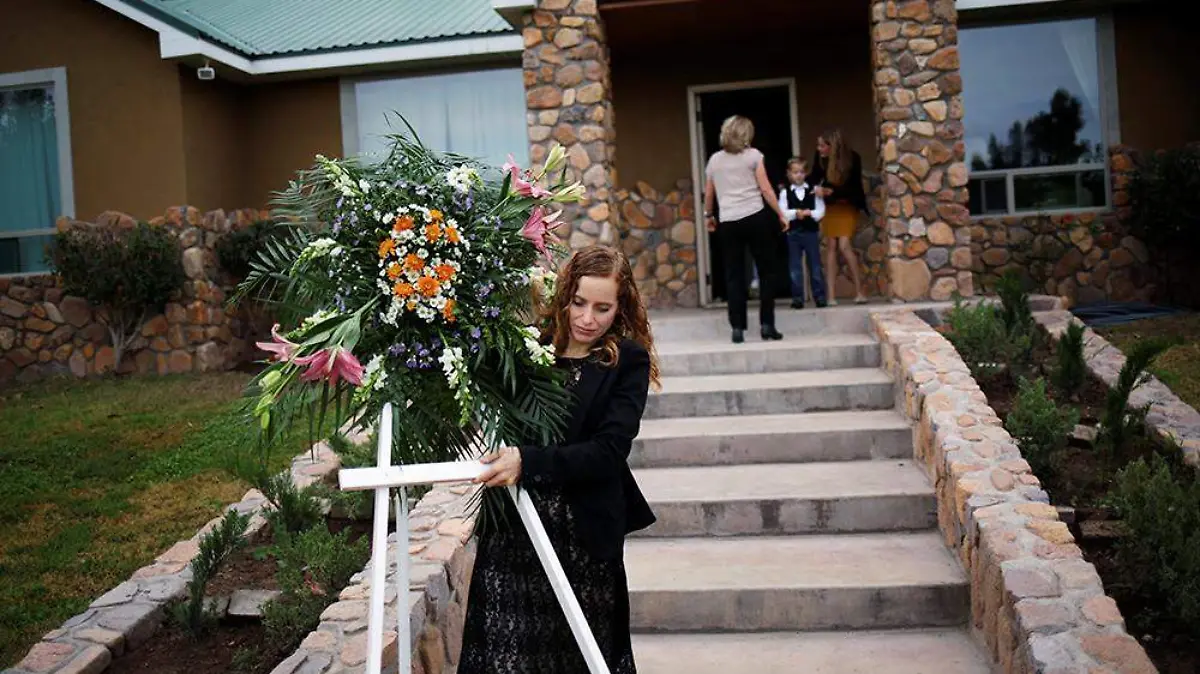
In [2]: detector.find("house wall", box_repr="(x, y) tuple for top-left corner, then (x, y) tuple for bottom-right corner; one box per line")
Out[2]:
(0, 0), (188, 221)
(181, 73), (251, 210)
(243, 79), (344, 209)
(1113, 3), (1200, 151)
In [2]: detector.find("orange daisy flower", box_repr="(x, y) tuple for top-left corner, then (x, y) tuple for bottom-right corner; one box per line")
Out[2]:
(378, 238), (396, 259)
(429, 209), (444, 223)
(386, 263), (403, 280)
(393, 215), (415, 232)
(403, 253), (425, 273)
(392, 282), (415, 298)
(424, 223), (442, 243)
(445, 226), (461, 244)
(442, 299), (457, 323)
(433, 264), (456, 282)
(416, 276), (440, 297)
(406, 300), (417, 311)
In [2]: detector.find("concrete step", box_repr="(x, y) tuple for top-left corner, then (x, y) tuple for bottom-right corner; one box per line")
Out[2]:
(649, 305), (884, 341)
(631, 410), (913, 468)
(634, 461), (936, 537)
(632, 629), (993, 674)
(656, 334), (880, 376)
(625, 532), (968, 632)
(645, 368), (894, 419)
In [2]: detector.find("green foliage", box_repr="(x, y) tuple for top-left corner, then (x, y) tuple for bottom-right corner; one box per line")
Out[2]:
(215, 220), (279, 281)
(1053, 321), (1088, 396)
(1005, 377), (1078, 477)
(1102, 338), (1172, 452)
(170, 510), (250, 637)
(259, 473), (325, 535)
(996, 269), (1034, 336)
(48, 222), (185, 372)
(1110, 453), (1200, 636)
(260, 524), (369, 655)
(943, 298), (1030, 381)
(1129, 145), (1200, 250)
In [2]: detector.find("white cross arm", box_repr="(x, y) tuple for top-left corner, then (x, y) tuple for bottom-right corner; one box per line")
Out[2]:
(338, 460), (487, 491)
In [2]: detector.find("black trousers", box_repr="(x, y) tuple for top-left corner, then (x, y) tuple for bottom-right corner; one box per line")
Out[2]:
(719, 208), (780, 331)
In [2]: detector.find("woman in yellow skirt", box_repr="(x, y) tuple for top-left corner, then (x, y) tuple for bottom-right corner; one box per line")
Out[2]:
(810, 129), (867, 304)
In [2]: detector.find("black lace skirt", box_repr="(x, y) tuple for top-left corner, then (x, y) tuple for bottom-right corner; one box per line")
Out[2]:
(457, 485), (636, 674)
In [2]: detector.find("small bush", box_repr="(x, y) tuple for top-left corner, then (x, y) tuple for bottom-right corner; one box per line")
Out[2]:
(1129, 146), (1200, 251)
(260, 472), (325, 535)
(1110, 453), (1200, 636)
(215, 220), (278, 281)
(48, 222), (185, 372)
(171, 510), (250, 637)
(1053, 321), (1088, 396)
(1102, 337), (1172, 452)
(1005, 377), (1079, 478)
(943, 298), (1030, 381)
(996, 269), (1034, 337)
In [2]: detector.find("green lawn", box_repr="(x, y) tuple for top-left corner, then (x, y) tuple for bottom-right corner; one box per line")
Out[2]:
(0, 372), (302, 667)
(1097, 313), (1200, 412)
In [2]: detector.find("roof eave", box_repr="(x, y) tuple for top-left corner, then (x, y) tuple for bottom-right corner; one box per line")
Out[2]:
(491, 0), (536, 29)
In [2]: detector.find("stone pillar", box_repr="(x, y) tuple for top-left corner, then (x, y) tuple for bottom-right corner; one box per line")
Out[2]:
(870, 0), (974, 301)
(521, 0), (618, 249)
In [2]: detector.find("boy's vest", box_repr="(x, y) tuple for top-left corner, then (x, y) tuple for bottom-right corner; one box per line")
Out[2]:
(785, 184), (819, 233)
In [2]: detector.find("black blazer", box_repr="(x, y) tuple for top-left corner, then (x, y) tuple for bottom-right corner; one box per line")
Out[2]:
(519, 338), (657, 560)
(810, 149), (868, 213)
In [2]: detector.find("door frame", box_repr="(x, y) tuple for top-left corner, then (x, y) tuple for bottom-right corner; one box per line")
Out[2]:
(687, 77), (801, 307)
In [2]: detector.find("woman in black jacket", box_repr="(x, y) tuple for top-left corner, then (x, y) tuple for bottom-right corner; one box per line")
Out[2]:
(810, 129), (868, 304)
(460, 245), (659, 673)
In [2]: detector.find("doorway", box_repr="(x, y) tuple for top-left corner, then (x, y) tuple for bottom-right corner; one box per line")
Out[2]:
(688, 79), (799, 307)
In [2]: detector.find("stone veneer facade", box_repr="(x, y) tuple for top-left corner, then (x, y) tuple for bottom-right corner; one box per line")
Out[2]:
(0, 207), (269, 386)
(873, 308), (1155, 673)
(614, 180), (699, 308)
(870, 0), (974, 303)
(971, 147), (1157, 304)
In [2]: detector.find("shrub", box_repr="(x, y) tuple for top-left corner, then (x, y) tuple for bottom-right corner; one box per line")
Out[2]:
(215, 220), (278, 281)
(260, 472), (324, 535)
(1129, 145), (1200, 251)
(1053, 321), (1087, 396)
(1005, 377), (1078, 478)
(1110, 453), (1200, 636)
(1101, 337), (1172, 452)
(996, 269), (1034, 337)
(943, 298), (1029, 381)
(49, 222), (185, 372)
(171, 510), (250, 636)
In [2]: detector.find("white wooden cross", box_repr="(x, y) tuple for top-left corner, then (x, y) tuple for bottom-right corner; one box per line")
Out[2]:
(338, 402), (612, 674)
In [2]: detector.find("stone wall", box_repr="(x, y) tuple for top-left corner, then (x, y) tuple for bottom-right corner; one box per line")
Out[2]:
(1035, 309), (1200, 469)
(275, 486), (476, 674)
(614, 180), (699, 308)
(970, 147), (1156, 304)
(872, 309), (1155, 673)
(523, 0), (619, 251)
(870, 0), (975, 303)
(0, 207), (270, 386)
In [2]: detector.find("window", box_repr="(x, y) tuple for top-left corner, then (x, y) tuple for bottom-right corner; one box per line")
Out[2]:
(341, 67), (529, 170)
(960, 17), (1115, 216)
(0, 68), (73, 275)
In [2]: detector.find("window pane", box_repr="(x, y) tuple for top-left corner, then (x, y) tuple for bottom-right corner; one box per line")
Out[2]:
(1013, 169), (1106, 211)
(968, 176), (1008, 215)
(353, 68), (529, 169)
(0, 84), (60, 274)
(961, 19), (1104, 171)
(0, 234), (52, 275)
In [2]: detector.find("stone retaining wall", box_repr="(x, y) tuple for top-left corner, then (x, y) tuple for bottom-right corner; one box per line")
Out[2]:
(4, 433), (346, 674)
(969, 146), (1156, 305)
(1034, 309), (1200, 469)
(273, 485), (476, 674)
(0, 207), (270, 386)
(614, 180), (698, 308)
(871, 309), (1155, 673)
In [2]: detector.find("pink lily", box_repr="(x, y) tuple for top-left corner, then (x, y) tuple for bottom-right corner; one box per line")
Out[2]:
(503, 155), (552, 199)
(522, 207), (563, 258)
(294, 346), (365, 387)
(256, 324), (299, 363)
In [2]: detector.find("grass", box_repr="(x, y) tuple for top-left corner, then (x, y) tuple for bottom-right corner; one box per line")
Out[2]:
(0, 372), (309, 667)
(1097, 313), (1200, 412)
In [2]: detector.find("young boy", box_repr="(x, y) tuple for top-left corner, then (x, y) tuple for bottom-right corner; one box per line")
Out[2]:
(777, 157), (827, 308)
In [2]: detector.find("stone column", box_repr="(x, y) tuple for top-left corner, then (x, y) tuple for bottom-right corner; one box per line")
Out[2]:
(522, 0), (618, 249)
(870, 0), (974, 301)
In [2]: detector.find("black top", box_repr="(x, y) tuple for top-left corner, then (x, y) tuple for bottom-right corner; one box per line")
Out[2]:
(784, 184), (820, 233)
(810, 149), (868, 213)
(519, 338), (656, 560)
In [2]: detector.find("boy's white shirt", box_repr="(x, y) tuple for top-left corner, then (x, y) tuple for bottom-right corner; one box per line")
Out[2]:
(777, 182), (826, 223)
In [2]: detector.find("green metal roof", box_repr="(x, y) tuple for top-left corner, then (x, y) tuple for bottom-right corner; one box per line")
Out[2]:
(130, 0), (515, 57)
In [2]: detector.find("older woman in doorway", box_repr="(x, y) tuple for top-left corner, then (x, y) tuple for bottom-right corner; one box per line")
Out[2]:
(810, 129), (868, 305)
(703, 115), (790, 344)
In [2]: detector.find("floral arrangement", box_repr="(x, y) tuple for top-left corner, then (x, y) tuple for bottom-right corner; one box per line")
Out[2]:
(238, 132), (582, 476)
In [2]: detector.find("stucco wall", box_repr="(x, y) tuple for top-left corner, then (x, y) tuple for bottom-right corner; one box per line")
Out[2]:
(181, 74), (251, 210)
(243, 78), (345, 208)
(0, 0), (188, 221)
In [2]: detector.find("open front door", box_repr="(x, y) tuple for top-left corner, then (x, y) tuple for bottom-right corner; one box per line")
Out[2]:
(689, 79), (800, 307)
